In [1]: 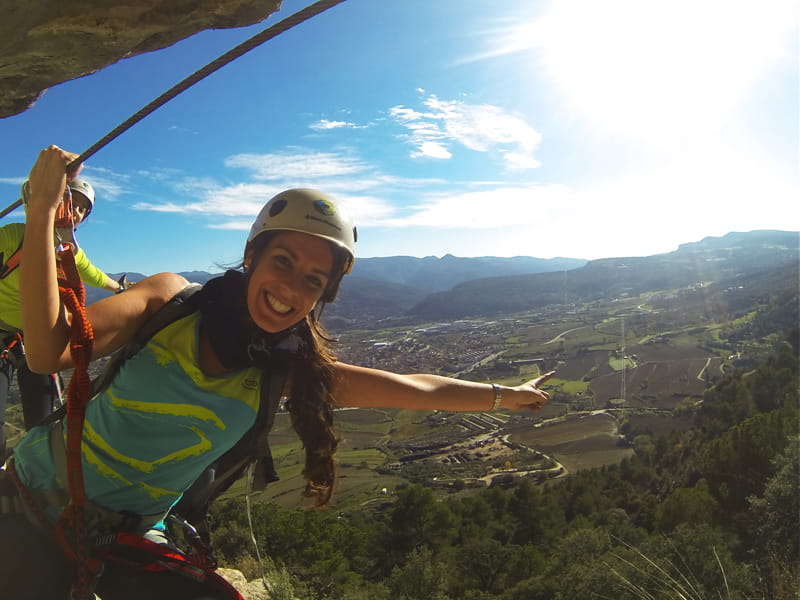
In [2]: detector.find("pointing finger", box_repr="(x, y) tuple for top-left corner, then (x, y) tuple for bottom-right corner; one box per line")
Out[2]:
(534, 370), (557, 387)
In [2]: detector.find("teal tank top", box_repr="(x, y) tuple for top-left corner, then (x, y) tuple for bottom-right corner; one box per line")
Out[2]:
(13, 312), (262, 517)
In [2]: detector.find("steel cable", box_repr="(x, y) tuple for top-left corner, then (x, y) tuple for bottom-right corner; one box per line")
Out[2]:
(68, 0), (347, 171)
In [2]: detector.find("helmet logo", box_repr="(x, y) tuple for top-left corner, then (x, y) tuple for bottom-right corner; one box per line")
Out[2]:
(313, 199), (337, 216)
(269, 198), (287, 217)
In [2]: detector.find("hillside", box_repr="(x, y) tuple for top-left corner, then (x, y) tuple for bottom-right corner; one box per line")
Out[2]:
(323, 276), (427, 330)
(408, 230), (798, 320)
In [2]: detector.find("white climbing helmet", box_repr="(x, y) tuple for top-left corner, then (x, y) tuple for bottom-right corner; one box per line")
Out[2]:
(68, 178), (95, 216)
(247, 188), (357, 274)
(20, 178), (95, 217)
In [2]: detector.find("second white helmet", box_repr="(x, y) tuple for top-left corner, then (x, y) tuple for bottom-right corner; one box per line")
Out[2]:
(68, 178), (95, 216)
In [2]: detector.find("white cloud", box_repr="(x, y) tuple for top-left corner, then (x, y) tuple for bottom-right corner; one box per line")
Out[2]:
(426, 97), (541, 152)
(312, 174), (445, 195)
(376, 185), (572, 229)
(134, 167), (183, 182)
(332, 194), (398, 227)
(582, 140), (800, 237)
(131, 201), (195, 213)
(503, 152), (541, 170)
(167, 124), (199, 135)
(133, 181), (272, 217)
(390, 95), (542, 168)
(309, 119), (363, 131)
(413, 142), (452, 160)
(341, 129), (798, 259)
(225, 149), (368, 180)
(511, 138), (800, 259)
(78, 167), (130, 202)
(126, 114), (796, 258)
(130, 153), (403, 223)
(208, 220), (252, 231)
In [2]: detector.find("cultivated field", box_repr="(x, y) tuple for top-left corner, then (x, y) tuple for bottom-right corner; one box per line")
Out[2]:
(257, 405), (636, 509)
(510, 412), (632, 474)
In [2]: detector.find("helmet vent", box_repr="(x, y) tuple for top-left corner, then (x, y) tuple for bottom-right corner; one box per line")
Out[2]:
(269, 198), (287, 217)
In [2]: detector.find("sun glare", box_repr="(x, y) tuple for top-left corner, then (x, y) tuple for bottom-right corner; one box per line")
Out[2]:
(497, 0), (796, 144)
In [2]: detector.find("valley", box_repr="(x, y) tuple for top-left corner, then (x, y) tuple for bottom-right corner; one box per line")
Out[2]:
(259, 274), (779, 509)
(4, 230), (797, 514)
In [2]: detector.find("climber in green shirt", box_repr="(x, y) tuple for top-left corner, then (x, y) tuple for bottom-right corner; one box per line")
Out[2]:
(0, 177), (126, 460)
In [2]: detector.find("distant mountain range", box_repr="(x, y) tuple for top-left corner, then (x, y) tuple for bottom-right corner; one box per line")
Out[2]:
(349, 255), (586, 291)
(91, 230), (798, 327)
(400, 230), (799, 322)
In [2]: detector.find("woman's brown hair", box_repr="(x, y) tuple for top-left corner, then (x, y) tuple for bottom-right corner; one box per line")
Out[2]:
(246, 231), (350, 507)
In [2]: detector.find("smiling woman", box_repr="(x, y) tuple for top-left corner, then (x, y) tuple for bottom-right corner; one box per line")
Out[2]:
(0, 144), (555, 599)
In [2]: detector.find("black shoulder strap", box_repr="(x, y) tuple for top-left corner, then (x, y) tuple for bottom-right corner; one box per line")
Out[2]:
(250, 369), (288, 490)
(90, 283), (204, 397)
(170, 367), (289, 527)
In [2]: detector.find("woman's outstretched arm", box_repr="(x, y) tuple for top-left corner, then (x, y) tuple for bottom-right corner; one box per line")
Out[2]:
(332, 361), (554, 412)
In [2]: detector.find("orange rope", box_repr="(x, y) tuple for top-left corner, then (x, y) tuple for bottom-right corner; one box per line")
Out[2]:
(52, 239), (101, 599)
(54, 186), (73, 230)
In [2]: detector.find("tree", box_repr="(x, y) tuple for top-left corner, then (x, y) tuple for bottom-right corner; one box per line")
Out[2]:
(453, 537), (514, 594)
(386, 547), (450, 600)
(384, 485), (458, 563)
(702, 408), (794, 512)
(654, 484), (718, 532)
(748, 435), (800, 562)
(507, 479), (566, 546)
(337, 580), (391, 600)
(633, 434), (656, 465)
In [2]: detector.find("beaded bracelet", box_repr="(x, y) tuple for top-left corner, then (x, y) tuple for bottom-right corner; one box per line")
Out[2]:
(490, 383), (503, 410)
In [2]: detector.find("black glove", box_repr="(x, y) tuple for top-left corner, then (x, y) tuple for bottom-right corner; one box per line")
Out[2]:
(116, 274), (129, 294)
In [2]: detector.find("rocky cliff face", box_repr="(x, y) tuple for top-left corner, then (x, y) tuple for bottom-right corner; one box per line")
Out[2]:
(217, 568), (272, 600)
(0, 0), (281, 117)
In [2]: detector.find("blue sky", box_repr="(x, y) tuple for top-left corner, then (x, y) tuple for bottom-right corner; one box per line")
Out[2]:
(0, 0), (797, 275)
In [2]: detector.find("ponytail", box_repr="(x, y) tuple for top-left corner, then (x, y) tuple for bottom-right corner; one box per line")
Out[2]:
(284, 314), (340, 507)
